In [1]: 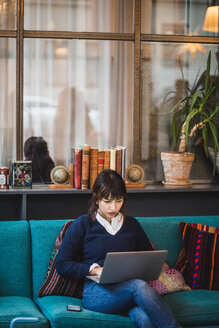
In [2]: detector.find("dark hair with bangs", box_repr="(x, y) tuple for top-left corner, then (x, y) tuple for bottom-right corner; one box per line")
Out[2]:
(88, 169), (127, 221)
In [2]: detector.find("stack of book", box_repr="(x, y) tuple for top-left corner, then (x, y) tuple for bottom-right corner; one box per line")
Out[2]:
(71, 144), (126, 190)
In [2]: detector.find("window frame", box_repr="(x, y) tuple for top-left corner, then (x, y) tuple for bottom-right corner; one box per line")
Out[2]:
(0, 0), (218, 167)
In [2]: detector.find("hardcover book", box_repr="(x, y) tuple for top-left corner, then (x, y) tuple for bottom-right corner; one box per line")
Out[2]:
(116, 146), (126, 179)
(81, 144), (90, 190)
(72, 148), (82, 189)
(98, 150), (105, 175)
(89, 148), (98, 189)
(11, 160), (32, 188)
(110, 148), (116, 170)
(115, 148), (122, 175)
(104, 150), (110, 170)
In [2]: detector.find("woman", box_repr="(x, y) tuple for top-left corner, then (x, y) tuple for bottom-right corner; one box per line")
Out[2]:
(56, 169), (182, 328)
(24, 136), (55, 183)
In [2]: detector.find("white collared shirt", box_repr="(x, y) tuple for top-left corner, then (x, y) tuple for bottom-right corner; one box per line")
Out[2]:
(96, 211), (124, 235)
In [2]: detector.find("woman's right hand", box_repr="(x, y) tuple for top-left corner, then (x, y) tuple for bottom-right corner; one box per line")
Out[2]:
(89, 266), (103, 276)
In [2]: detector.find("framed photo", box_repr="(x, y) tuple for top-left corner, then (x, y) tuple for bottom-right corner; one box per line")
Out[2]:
(11, 161), (32, 188)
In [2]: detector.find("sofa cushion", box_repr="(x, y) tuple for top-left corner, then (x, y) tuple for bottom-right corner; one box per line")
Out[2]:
(175, 221), (219, 290)
(136, 216), (219, 268)
(0, 221), (32, 298)
(31, 217), (219, 299)
(38, 220), (83, 298)
(30, 220), (70, 300)
(36, 296), (134, 328)
(0, 296), (49, 328)
(163, 289), (219, 326)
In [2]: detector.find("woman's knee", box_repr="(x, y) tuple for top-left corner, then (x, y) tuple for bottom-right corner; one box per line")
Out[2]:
(129, 279), (147, 289)
(129, 279), (155, 295)
(129, 306), (154, 328)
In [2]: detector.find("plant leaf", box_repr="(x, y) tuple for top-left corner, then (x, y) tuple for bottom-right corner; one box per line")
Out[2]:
(208, 121), (219, 151)
(204, 51), (211, 92)
(208, 121), (219, 175)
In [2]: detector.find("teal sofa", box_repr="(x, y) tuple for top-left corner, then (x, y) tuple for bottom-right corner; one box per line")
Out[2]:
(0, 216), (219, 328)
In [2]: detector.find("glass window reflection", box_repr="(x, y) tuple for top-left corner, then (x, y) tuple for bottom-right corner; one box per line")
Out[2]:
(141, 0), (219, 37)
(24, 39), (134, 167)
(140, 42), (218, 183)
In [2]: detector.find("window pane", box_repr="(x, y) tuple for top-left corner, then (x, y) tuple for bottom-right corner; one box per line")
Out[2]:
(141, 0), (219, 37)
(24, 0), (134, 33)
(0, 0), (16, 30)
(24, 39), (133, 167)
(0, 38), (16, 167)
(140, 42), (219, 183)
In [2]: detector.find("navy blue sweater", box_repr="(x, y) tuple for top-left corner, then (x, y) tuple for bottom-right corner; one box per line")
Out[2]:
(56, 214), (153, 280)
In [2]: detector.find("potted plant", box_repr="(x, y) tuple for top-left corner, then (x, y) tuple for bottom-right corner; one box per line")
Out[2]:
(161, 51), (219, 186)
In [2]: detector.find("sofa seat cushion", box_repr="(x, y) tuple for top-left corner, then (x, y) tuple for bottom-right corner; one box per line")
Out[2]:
(36, 296), (134, 328)
(163, 290), (219, 326)
(0, 296), (49, 328)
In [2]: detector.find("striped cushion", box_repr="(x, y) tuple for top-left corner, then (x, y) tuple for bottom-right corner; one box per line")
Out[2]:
(175, 221), (219, 290)
(38, 220), (84, 298)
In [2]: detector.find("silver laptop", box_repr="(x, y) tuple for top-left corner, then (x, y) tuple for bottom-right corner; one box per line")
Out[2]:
(87, 250), (168, 284)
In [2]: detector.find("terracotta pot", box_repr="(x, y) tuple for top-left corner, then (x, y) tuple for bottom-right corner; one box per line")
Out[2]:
(161, 152), (195, 186)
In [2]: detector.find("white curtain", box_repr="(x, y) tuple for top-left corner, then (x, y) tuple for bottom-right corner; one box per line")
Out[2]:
(0, 39), (16, 167)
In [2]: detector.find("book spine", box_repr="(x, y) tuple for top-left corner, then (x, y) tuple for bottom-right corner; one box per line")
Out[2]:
(116, 146), (126, 179)
(81, 144), (91, 190)
(73, 148), (82, 189)
(115, 148), (122, 175)
(69, 163), (74, 187)
(110, 148), (116, 171)
(121, 147), (126, 179)
(98, 150), (105, 175)
(89, 148), (98, 189)
(104, 150), (110, 170)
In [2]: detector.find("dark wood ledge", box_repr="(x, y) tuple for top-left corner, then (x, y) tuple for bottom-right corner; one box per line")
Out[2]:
(1, 182), (219, 194)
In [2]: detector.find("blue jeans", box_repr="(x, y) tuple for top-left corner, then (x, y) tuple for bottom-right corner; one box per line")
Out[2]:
(82, 279), (182, 328)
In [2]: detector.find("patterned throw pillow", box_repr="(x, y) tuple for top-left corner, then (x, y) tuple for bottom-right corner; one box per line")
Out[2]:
(175, 221), (219, 290)
(148, 262), (191, 295)
(148, 242), (190, 295)
(38, 220), (84, 298)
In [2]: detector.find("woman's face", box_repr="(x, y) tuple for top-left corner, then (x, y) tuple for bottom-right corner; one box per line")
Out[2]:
(97, 196), (124, 221)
